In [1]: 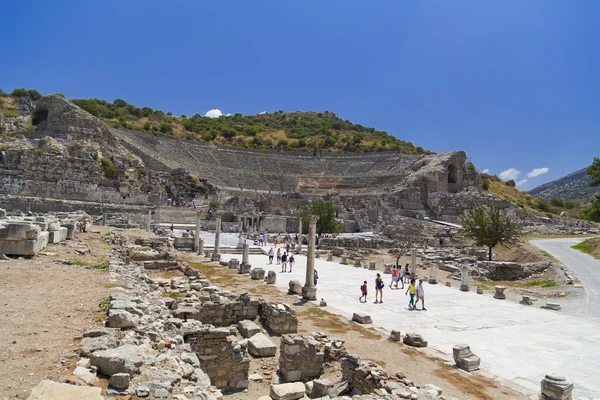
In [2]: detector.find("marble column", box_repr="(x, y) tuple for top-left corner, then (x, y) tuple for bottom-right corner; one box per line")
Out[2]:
(428, 263), (438, 284)
(297, 218), (303, 253)
(411, 248), (417, 278)
(302, 215), (319, 300)
(241, 243), (250, 267)
(194, 211), (202, 253)
(212, 212), (222, 260)
(460, 265), (470, 292)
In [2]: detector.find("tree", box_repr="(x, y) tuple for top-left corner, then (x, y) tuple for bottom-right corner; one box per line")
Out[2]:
(579, 158), (600, 222)
(462, 203), (523, 261)
(301, 200), (344, 235)
(505, 179), (516, 187)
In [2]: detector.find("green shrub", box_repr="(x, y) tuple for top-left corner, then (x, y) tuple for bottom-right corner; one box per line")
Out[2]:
(100, 157), (119, 179)
(551, 197), (565, 207)
(505, 179), (516, 187)
(482, 179), (490, 191)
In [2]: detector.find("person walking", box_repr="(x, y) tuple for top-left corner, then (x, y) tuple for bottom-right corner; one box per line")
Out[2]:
(404, 263), (411, 284)
(288, 254), (295, 272)
(415, 279), (427, 310)
(375, 273), (384, 303)
(268, 248), (274, 264)
(281, 251), (288, 272)
(314, 270), (319, 285)
(405, 278), (416, 310)
(359, 280), (368, 303)
(390, 265), (400, 289)
(276, 248), (282, 265)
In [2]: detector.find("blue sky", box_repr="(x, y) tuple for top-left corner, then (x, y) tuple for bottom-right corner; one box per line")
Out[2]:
(2, 1), (599, 190)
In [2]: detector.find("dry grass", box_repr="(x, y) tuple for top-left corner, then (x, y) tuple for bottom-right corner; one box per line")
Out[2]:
(433, 367), (498, 400)
(299, 308), (382, 339)
(572, 237), (600, 259)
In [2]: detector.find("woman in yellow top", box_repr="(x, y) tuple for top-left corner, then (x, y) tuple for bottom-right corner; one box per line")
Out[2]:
(405, 278), (416, 310)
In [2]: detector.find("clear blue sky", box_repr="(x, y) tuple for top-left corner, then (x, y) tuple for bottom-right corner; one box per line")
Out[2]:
(2, 1), (599, 190)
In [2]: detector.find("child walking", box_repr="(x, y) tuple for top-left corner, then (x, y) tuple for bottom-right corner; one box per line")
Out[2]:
(359, 281), (368, 303)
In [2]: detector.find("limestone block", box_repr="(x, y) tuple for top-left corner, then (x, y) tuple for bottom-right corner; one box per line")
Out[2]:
(327, 253), (333, 261)
(311, 378), (334, 398)
(27, 380), (102, 400)
(89, 344), (145, 376)
(453, 344), (480, 372)
(476, 286), (484, 294)
(238, 320), (261, 338)
(80, 328), (121, 357)
(540, 373), (574, 400)
(211, 252), (222, 262)
(545, 302), (561, 311)
(228, 258), (240, 269)
(445, 282), (451, 287)
(251, 268), (266, 280)
(238, 262), (251, 274)
(266, 271), (277, 284)
(352, 313), (372, 324)
(383, 264), (392, 274)
(270, 382), (306, 400)
(340, 255), (348, 265)
(248, 333), (277, 357)
(47, 221), (61, 232)
(108, 309), (139, 328)
(493, 285), (507, 299)
(48, 227), (68, 244)
(109, 372), (130, 389)
(288, 280), (302, 295)
(369, 261), (376, 270)
(403, 332), (427, 347)
(354, 258), (362, 268)
(390, 330), (401, 342)
(315, 251), (320, 258)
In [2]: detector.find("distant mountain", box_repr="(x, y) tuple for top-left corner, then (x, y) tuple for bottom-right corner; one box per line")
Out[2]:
(529, 168), (600, 200)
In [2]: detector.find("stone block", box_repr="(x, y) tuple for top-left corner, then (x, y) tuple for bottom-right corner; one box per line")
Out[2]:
(390, 330), (401, 342)
(311, 378), (334, 398)
(383, 264), (392, 274)
(266, 271), (277, 284)
(248, 333), (277, 357)
(109, 373), (130, 389)
(352, 313), (372, 324)
(27, 380), (102, 400)
(340, 255), (348, 265)
(229, 258), (240, 269)
(89, 344), (145, 376)
(238, 262), (251, 274)
(288, 280), (302, 295)
(403, 332), (427, 347)
(251, 268), (266, 280)
(48, 227), (68, 244)
(493, 285), (507, 299)
(476, 286), (484, 294)
(270, 382), (306, 400)
(545, 302), (561, 311)
(453, 344), (480, 372)
(108, 309), (139, 328)
(327, 253), (333, 261)
(369, 261), (376, 270)
(238, 320), (261, 338)
(520, 296), (533, 305)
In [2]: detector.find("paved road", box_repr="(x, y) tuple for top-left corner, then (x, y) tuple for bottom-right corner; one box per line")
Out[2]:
(530, 237), (600, 318)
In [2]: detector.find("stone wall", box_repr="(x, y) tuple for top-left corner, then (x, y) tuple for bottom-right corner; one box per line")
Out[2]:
(259, 301), (298, 334)
(278, 334), (325, 382)
(196, 292), (259, 327)
(183, 326), (250, 390)
(477, 261), (552, 281)
(341, 354), (387, 394)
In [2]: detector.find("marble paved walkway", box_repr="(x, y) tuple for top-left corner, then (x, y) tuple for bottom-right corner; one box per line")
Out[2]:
(211, 244), (600, 399)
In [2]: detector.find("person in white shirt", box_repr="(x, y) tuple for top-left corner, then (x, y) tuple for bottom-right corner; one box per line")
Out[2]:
(415, 279), (426, 310)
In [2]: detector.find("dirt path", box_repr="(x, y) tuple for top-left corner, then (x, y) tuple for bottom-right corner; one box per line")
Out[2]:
(0, 230), (114, 399)
(179, 253), (528, 400)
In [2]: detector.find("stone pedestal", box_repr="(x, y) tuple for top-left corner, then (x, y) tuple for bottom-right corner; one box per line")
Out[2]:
(460, 265), (470, 292)
(540, 373), (573, 400)
(476, 286), (483, 294)
(198, 238), (204, 256)
(315, 251), (320, 259)
(354, 258), (363, 268)
(211, 253), (221, 262)
(237, 235), (245, 249)
(494, 285), (506, 299)
(238, 263), (251, 274)
(251, 268), (265, 280)
(428, 264), (438, 284)
(453, 344), (481, 372)
(520, 296), (533, 305)
(445, 281), (451, 287)
(383, 264), (392, 274)
(403, 332), (428, 347)
(327, 253), (333, 262)
(340, 255), (348, 265)
(288, 280), (302, 295)
(302, 215), (318, 301)
(390, 330), (401, 342)
(368, 261), (376, 270)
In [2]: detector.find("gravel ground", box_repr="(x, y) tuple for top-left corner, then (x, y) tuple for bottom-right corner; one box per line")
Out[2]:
(530, 237), (600, 319)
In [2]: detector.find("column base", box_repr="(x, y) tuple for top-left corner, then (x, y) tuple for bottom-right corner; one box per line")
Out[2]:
(211, 253), (222, 262)
(302, 285), (317, 300)
(428, 278), (437, 284)
(459, 285), (470, 292)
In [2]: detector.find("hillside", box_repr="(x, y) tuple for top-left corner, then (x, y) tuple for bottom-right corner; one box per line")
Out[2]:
(0, 88), (431, 155)
(529, 168), (600, 201)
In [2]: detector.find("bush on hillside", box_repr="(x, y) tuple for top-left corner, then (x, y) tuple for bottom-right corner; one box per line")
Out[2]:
(505, 179), (516, 187)
(11, 88), (42, 100)
(551, 197), (565, 207)
(482, 179), (490, 191)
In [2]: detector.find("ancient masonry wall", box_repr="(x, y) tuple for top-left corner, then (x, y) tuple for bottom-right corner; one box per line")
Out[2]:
(196, 293), (260, 327)
(259, 301), (298, 335)
(184, 326), (250, 390)
(278, 334), (325, 382)
(341, 354), (387, 394)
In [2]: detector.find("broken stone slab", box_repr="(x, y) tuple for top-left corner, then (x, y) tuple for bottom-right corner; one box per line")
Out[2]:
(266, 270), (276, 284)
(251, 268), (266, 280)
(351, 313), (372, 324)
(493, 285), (507, 299)
(109, 372), (130, 389)
(544, 302), (562, 311)
(540, 373), (574, 400)
(80, 328), (120, 357)
(248, 332), (277, 357)
(403, 332), (428, 347)
(453, 344), (480, 372)
(288, 280), (302, 294)
(89, 344), (145, 376)
(270, 382), (306, 400)
(238, 320), (261, 338)
(390, 330), (401, 342)
(27, 380), (102, 400)
(520, 296), (533, 305)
